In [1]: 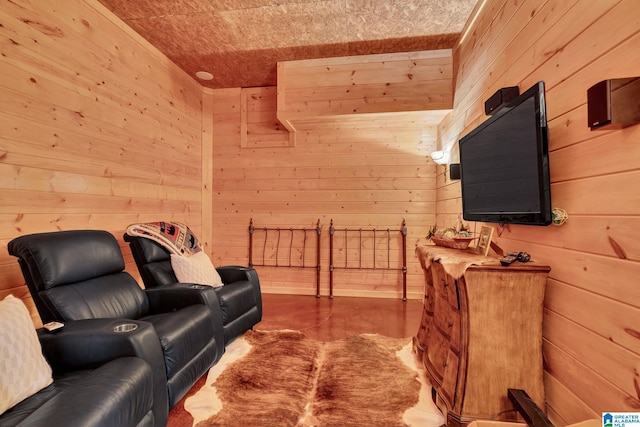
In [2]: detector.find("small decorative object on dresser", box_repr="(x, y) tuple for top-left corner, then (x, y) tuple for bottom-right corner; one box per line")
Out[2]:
(475, 225), (494, 256)
(430, 234), (476, 250)
(427, 221), (475, 250)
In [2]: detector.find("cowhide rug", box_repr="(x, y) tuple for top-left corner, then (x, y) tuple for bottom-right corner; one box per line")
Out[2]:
(169, 330), (443, 427)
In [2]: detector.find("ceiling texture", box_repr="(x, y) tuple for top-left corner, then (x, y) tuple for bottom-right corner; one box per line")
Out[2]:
(98, 0), (478, 89)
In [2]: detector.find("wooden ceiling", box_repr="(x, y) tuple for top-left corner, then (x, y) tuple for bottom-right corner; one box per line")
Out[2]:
(97, 0), (477, 89)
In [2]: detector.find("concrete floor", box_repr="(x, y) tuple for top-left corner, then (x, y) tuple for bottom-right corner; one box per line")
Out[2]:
(255, 293), (423, 341)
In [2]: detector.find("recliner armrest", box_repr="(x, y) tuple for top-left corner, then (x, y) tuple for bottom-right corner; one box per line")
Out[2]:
(38, 318), (168, 427)
(144, 283), (223, 317)
(38, 318), (163, 376)
(216, 266), (262, 318)
(216, 265), (255, 284)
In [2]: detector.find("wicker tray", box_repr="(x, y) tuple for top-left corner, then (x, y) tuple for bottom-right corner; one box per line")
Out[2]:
(431, 235), (476, 250)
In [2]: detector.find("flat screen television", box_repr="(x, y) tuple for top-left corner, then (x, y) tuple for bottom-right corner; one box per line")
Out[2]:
(458, 81), (552, 226)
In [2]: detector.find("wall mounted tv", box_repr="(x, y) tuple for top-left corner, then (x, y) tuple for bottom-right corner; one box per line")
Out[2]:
(458, 81), (552, 226)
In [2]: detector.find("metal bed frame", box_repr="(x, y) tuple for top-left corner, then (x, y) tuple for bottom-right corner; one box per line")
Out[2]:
(248, 219), (322, 297)
(329, 219), (407, 300)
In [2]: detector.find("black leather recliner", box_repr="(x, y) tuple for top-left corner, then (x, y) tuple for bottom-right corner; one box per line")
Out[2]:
(8, 230), (226, 413)
(124, 234), (262, 344)
(1, 318), (164, 427)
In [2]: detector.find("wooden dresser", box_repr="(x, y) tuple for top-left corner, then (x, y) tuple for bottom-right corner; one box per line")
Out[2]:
(414, 245), (550, 426)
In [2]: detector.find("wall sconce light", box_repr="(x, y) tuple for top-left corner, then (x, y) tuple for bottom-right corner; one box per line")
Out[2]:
(430, 150), (451, 165)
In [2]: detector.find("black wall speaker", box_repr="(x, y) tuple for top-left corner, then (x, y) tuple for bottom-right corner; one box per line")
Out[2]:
(587, 77), (640, 130)
(485, 86), (520, 115)
(449, 163), (461, 180)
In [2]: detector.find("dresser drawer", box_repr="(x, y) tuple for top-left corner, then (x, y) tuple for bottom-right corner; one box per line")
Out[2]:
(425, 328), (449, 384)
(440, 349), (459, 408)
(425, 284), (435, 313)
(415, 310), (430, 352)
(431, 263), (449, 302)
(433, 296), (454, 338)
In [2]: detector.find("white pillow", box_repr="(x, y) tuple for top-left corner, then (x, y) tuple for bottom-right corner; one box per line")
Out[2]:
(170, 251), (223, 287)
(0, 295), (53, 415)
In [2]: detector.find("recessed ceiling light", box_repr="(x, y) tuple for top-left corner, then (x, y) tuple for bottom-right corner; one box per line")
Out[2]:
(195, 71), (214, 81)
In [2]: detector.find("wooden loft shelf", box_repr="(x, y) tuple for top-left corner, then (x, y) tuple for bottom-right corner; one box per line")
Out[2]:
(276, 49), (454, 137)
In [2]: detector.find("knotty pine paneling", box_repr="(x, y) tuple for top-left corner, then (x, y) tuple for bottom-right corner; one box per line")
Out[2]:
(277, 50), (453, 135)
(0, 0), (204, 326)
(4, 1), (635, 419)
(444, 0), (640, 422)
(543, 374), (599, 422)
(241, 86), (292, 148)
(207, 86), (445, 299)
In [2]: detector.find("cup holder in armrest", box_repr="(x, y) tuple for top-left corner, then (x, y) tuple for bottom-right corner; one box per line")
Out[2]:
(113, 323), (139, 333)
(189, 284), (206, 289)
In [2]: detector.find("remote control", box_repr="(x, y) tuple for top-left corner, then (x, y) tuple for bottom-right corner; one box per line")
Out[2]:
(500, 254), (517, 266)
(500, 251), (531, 266)
(43, 321), (64, 333)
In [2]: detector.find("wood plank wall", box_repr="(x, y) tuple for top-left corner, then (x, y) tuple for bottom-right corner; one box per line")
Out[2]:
(241, 86), (292, 148)
(0, 0), (204, 326)
(3, 0), (637, 419)
(277, 50), (453, 135)
(206, 85), (448, 299)
(441, 0), (640, 422)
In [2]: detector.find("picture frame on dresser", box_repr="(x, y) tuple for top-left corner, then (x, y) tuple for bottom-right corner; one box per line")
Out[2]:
(476, 226), (494, 256)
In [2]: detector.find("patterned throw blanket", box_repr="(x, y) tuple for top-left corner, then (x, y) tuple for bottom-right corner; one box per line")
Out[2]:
(125, 221), (202, 256)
